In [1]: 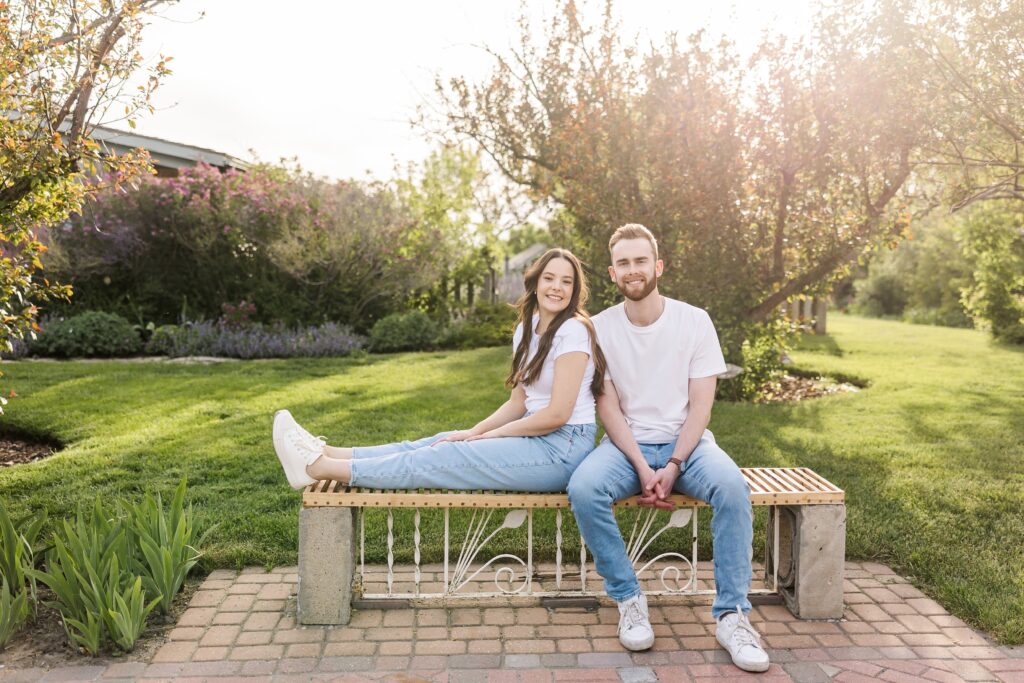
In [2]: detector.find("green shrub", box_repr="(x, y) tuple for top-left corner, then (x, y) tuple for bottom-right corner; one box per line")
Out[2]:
(144, 324), (180, 355)
(123, 480), (210, 616)
(441, 303), (518, 349)
(369, 310), (440, 352)
(960, 202), (1024, 344)
(30, 481), (202, 655)
(716, 322), (788, 402)
(852, 213), (973, 326)
(29, 311), (142, 358)
(30, 499), (130, 655)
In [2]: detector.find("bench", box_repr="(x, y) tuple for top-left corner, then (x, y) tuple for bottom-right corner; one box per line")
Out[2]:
(297, 467), (845, 625)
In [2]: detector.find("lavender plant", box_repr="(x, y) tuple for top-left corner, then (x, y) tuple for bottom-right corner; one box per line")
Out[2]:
(145, 321), (364, 359)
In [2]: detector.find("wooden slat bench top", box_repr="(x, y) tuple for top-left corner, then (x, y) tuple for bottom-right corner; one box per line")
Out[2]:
(302, 467), (844, 508)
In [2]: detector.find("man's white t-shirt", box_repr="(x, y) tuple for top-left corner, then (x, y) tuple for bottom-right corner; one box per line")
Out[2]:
(512, 316), (596, 424)
(593, 298), (727, 443)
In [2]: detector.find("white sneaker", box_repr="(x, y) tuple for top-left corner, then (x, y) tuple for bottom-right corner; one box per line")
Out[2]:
(617, 592), (655, 651)
(272, 410), (325, 490)
(716, 606), (770, 673)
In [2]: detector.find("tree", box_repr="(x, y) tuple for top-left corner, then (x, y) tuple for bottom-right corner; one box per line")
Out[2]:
(960, 202), (1024, 343)
(0, 0), (172, 357)
(899, 0), (1024, 211)
(433, 1), (925, 377)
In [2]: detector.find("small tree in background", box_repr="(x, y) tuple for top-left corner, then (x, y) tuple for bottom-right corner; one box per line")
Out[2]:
(0, 0), (172, 361)
(960, 203), (1024, 343)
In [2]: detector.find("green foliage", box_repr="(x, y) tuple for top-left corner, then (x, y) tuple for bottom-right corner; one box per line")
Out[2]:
(852, 213), (973, 327)
(47, 151), (494, 333)
(28, 311), (142, 358)
(716, 323), (788, 402)
(0, 580), (30, 650)
(853, 255), (910, 318)
(106, 574), (160, 652)
(0, 502), (42, 650)
(122, 480), (210, 616)
(440, 303), (518, 350)
(960, 203), (1024, 344)
(0, 503), (45, 594)
(369, 310), (440, 352)
(1, 0), (169, 358)
(437, 1), (928, 380)
(30, 499), (130, 655)
(28, 482), (201, 654)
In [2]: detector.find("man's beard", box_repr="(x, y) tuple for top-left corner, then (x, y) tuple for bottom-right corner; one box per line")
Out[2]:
(617, 273), (658, 301)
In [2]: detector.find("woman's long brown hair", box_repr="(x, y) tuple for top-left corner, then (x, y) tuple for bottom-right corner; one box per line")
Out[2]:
(505, 248), (607, 398)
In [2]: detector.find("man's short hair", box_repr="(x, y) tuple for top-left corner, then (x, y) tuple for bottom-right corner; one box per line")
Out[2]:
(609, 223), (659, 260)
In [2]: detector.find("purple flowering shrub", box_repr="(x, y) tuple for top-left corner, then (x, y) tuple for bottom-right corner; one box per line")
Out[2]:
(145, 321), (364, 359)
(44, 163), (451, 331)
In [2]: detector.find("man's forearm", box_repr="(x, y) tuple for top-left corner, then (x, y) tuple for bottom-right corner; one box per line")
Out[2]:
(669, 408), (710, 466)
(599, 404), (647, 472)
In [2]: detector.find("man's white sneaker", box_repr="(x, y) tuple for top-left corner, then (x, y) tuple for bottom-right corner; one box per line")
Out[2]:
(617, 592), (655, 651)
(716, 606), (770, 673)
(272, 410), (325, 490)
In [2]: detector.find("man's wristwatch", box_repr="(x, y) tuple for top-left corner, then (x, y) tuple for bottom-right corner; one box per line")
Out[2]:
(668, 457), (685, 470)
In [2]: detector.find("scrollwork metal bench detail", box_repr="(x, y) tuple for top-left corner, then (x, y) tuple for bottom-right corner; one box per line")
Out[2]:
(296, 467), (845, 625)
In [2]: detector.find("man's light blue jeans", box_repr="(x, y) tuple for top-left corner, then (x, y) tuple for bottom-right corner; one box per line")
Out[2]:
(566, 430), (753, 619)
(350, 423), (598, 491)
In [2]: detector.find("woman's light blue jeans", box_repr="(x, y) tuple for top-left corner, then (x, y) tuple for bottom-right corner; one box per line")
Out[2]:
(350, 424), (598, 492)
(566, 430), (753, 619)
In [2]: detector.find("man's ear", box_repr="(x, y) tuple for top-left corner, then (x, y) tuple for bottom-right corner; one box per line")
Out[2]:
(655, 259), (664, 276)
(608, 265), (616, 281)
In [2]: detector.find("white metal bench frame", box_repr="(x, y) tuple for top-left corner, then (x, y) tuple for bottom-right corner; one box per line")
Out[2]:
(297, 467), (846, 624)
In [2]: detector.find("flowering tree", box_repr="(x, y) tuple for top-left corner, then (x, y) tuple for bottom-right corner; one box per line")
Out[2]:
(0, 0), (172, 354)
(47, 163), (460, 330)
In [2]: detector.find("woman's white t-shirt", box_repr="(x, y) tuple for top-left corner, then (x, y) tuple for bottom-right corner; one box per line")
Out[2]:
(511, 316), (596, 424)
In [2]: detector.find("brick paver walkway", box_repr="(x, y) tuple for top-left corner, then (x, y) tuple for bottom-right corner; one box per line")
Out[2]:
(3, 561), (1022, 682)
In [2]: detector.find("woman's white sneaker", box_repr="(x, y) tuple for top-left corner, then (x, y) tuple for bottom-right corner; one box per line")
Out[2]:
(716, 606), (770, 672)
(617, 592), (655, 651)
(272, 410), (325, 490)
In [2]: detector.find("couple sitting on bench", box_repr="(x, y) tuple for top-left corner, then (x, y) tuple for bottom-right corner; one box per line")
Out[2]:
(272, 224), (770, 673)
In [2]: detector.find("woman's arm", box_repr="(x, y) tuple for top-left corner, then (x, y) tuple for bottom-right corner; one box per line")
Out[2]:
(471, 351), (588, 438)
(433, 385), (527, 444)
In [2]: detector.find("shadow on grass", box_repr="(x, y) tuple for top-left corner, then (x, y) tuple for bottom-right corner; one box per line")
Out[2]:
(795, 331), (844, 356)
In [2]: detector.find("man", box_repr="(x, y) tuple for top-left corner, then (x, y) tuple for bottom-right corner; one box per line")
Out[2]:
(566, 224), (769, 673)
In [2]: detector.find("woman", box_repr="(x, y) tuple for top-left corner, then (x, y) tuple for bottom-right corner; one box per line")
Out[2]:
(272, 248), (607, 492)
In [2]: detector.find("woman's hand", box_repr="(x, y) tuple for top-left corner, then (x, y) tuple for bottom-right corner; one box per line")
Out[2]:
(430, 430), (476, 446)
(464, 430), (500, 441)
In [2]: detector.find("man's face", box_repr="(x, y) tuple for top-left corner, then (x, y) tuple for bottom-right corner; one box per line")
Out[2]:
(608, 238), (663, 302)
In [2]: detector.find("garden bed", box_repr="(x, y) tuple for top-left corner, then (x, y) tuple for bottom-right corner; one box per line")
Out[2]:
(0, 580), (199, 670)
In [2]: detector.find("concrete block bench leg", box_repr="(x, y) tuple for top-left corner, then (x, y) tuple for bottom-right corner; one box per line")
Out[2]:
(770, 504), (846, 619)
(298, 506), (356, 625)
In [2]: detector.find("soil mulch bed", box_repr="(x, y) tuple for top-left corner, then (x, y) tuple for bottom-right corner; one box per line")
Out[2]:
(0, 437), (56, 467)
(0, 580), (199, 670)
(757, 373), (861, 403)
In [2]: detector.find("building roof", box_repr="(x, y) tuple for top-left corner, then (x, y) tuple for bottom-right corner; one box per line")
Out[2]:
(88, 125), (251, 172)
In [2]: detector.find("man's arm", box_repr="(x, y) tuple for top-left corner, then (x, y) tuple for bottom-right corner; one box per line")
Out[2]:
(597, 380), (662, 504)
(643, 375), (717, 503)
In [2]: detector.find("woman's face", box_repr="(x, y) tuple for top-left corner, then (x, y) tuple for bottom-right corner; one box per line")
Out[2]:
(535, 257), (575, 317)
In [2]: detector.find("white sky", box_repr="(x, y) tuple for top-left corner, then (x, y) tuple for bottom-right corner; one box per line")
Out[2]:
(125, 0), (815, 181)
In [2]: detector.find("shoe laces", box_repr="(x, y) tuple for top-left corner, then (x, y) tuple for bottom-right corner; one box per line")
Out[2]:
(619, 598), (647, 634)
(726, 609), (762, 651)
(289, 427), (326, 460)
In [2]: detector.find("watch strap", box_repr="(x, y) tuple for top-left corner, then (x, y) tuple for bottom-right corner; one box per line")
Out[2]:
(668, 457), (684, 469)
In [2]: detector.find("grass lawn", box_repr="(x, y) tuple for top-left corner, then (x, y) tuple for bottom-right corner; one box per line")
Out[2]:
(1, 314), (1022, 643)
